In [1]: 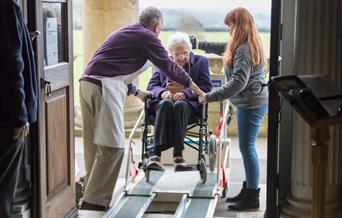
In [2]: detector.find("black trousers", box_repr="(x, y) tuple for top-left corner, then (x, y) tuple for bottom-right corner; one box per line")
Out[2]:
(152, 99), (195, 157)
(0, 128), (25, 218)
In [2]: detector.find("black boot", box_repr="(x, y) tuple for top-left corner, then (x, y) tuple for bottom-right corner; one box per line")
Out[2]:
(228, 188), (260, 211)
(225, 181), (246, 202)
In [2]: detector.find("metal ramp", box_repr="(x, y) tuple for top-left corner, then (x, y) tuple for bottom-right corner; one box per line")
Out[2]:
(104, 171), (219, 218)
(103, 100), (232, 218)
(105, 171), (163, 218)
(179, 171), (218, 218)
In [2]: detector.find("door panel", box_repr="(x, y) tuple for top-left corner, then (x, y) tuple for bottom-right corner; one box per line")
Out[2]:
(45, 63), (70, 90)
(46, 88), (69, 198)
(29, 0), (75, 217)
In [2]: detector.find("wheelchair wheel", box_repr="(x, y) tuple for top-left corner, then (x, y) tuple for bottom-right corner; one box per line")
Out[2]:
(145, 169), (150, 183)
(209, 135), (217, 172)
(199, 158), (207, 184)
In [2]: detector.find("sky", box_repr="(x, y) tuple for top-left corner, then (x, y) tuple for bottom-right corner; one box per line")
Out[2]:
(140, 0), (271, 12)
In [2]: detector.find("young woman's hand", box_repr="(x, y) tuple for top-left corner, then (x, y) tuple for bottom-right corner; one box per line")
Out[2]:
(189, 35), (198, 49)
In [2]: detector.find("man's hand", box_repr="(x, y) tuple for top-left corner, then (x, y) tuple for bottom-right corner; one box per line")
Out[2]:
(173, 92), (186, 100)
(29, 30), (40, 41)
(190, 81), (205, 96)
(161, 90), (173, 99)
(189, 35), (198, 49)
(13, 122), (30, 140)
(136, 90), (152, 101)
(198, 94), (207, 104)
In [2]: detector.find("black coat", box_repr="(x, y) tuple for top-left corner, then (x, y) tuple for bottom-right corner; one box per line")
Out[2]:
(0, 0), (38, 128)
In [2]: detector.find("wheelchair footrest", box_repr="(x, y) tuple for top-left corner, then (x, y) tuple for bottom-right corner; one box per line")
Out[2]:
(146, 163), (165, 172)
(174, 165), (197, 172)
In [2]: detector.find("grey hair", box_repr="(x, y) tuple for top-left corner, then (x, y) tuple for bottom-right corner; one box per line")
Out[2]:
(139, 7), (163, 29)
(167, 32), (192, 51)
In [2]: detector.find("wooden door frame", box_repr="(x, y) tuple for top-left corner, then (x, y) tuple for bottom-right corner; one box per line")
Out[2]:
(25, 1), (41, 217)
(30, 0), (75, 217)
(266, 0), (282, 217)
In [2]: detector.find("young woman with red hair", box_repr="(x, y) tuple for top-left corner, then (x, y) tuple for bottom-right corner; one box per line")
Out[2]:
(193, 7), (269, 211)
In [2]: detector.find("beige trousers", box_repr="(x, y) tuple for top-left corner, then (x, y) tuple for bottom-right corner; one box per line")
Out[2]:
(79, 80), (124, 207)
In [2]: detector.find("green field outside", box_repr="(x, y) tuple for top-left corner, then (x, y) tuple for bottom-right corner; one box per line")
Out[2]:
(73, 30), (270, 103)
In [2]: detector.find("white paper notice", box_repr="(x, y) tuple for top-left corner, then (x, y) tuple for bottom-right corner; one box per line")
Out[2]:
(46, 18), (58, 65)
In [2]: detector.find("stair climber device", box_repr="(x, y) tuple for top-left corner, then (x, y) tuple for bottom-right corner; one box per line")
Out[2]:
(104, 75), (231, 217)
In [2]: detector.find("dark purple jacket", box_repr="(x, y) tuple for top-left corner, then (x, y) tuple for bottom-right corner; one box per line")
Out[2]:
(0, 1), (38, 128)
(82, 23), (192, 93)
(147, 53), (212, 114)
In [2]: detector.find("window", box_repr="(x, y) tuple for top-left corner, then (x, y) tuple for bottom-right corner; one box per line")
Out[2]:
(42, 2), (67, 65)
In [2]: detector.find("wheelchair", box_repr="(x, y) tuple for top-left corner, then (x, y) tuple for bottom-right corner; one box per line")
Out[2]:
(138, 97), (217, 184)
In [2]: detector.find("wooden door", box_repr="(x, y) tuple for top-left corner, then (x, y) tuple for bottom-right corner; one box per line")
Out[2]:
(29, 0), (76, 217)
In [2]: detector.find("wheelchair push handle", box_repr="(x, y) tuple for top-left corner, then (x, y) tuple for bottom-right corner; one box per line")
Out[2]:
(145, 94), (155, 100)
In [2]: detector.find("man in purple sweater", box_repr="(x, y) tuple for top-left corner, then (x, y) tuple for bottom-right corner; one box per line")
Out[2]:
(79, 7), (204, 211)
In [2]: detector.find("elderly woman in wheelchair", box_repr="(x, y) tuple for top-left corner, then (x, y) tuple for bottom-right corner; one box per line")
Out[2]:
(146, 32), (212, 171)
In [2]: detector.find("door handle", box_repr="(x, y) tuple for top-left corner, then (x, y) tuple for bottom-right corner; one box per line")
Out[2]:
(41, 78), (52, 96)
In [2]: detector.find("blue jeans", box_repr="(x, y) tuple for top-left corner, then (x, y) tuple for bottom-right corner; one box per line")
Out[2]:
(237, 104), (268, 189)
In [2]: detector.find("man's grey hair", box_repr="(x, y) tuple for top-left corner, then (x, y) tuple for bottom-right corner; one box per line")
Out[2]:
(167, 32), (192, 51)
(139, 7), (163, 29)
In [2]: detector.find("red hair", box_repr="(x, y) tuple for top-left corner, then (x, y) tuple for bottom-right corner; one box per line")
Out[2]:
(223, 7), (265, 67)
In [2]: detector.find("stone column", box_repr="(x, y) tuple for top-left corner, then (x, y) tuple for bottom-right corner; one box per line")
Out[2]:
(83, 0), (139, 66)
(281, 115), (342, 217)
(280, 0), (342, 217)
(83, 0), (143, 136)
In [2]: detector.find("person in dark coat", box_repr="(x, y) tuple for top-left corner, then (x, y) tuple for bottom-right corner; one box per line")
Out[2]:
(0, 1), (38, 217)
(146, 32), (212, 171)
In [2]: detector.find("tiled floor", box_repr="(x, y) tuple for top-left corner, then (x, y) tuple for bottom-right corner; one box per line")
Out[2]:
(75, 136), (267, 218)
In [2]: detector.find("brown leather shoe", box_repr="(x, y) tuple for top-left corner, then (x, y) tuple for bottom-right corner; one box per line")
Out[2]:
(79, 201), (108, 211)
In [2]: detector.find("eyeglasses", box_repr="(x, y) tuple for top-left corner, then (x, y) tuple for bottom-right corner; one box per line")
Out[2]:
(248, 80), (269, 95)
